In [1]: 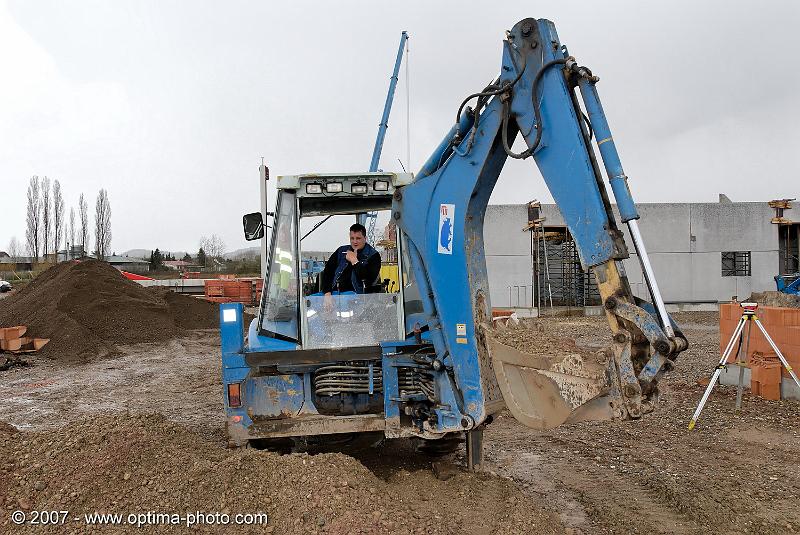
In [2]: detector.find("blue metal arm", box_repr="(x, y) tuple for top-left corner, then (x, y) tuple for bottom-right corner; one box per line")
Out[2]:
(362, 32), (409, 239)
(394, 18), (687, 429)
(369, 31), (408, 172)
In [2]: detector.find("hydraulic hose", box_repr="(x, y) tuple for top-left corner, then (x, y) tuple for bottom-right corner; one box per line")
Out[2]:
(502, 58), (567, 159)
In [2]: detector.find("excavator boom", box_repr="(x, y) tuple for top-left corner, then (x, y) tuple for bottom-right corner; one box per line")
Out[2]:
(393, 17), (687, 429)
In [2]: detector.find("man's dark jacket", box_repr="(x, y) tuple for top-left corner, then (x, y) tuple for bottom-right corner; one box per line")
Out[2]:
(321, 243), (381, 294)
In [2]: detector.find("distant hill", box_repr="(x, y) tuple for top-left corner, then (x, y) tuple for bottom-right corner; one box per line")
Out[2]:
(224, 247), (260, 260)
(122, 247), (261, 261)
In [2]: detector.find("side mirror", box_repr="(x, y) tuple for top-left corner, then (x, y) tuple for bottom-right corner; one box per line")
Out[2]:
(242, 212), (265, 241)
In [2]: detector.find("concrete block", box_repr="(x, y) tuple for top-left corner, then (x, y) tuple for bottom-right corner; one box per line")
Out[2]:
(766, 325), (788, 346)
(757, 307), (781, 327)
(788, 327), (800, 346)
(720, 365), (800, 400)
(784, 309), (800, 326)
(758, 383), (781, 401)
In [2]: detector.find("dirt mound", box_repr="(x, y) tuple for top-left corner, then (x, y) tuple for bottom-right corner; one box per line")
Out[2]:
(0, 260), (219, 361)
(151, 287), (220, 330)
(670, 310), (720, 326)
(492, 318), (597, 357)
(745, 291), (800, 308)
(0, 414), (559, 534)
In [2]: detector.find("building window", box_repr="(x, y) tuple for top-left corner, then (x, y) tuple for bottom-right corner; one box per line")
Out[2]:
(721, 251), (751, 276)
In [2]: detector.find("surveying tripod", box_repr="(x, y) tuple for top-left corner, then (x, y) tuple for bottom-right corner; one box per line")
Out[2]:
(689, 302), (800, 430)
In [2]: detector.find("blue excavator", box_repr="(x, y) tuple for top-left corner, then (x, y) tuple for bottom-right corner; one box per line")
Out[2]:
(220, 17), (688, 466)
(775, 274), (800, 295)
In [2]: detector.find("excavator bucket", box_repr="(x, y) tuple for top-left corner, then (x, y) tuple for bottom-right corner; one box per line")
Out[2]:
(485, 331), (618, 430)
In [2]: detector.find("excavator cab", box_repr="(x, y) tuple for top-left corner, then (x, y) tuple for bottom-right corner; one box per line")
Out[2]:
(257, 173), (410, 349)
(222, 172), (460, 449)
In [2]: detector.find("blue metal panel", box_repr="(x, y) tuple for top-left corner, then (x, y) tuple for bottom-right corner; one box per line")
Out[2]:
(381, 343), (402, 431)
(515, 20), (620, 268)
(222, 367), (250, 411)
(247, 319), (298, 352)
(393, 17), (637, 429)
(220, 303), (252, 434)
(220, 303), (245, 369)
(245, 374), (305, 418)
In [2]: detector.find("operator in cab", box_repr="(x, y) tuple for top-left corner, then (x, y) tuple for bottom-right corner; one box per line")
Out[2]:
(321, 224), (382, 302)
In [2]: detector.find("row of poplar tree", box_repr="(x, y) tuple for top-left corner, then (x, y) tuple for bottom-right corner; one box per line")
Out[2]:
(18, 175), (111, 262)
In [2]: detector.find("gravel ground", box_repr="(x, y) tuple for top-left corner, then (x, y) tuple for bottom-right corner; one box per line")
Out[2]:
(484, 311), (800, 534)
(0, 332), (559, 534)
(1, 310), (798, 534)
(0, 414), (558, 534)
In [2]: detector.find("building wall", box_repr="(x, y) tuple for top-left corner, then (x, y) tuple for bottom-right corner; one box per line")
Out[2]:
(484, 200), (779, 307)
(483, 205), (535, 307)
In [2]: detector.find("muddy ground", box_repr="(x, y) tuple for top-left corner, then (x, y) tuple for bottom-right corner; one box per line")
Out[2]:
(1, 311), (799, 534)
(487, 312), (800, 534)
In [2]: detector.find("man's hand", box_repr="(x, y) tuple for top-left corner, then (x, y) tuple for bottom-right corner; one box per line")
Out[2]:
(345, 250), (358, 265)
(323, 292), (333, 312)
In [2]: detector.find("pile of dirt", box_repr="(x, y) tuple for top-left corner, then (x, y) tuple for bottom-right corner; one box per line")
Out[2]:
(670, 310), (720, 326)
(745, 291), (800, 308)
(0, 414), (560, 534)
(152, 287), (220, 330)
(491, 318), (599, 357)
(0, 260), (219, 361)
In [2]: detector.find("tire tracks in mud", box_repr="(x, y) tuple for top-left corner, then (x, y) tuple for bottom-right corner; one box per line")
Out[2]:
(485, 415), (695, 534)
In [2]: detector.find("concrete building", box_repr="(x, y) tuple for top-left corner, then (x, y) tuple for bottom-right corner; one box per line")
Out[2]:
(0, 255), (35, 272)
(485, 196), (794, 311)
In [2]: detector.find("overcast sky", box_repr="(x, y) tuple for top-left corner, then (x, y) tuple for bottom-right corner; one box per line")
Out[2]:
(1, 1), (798, 255)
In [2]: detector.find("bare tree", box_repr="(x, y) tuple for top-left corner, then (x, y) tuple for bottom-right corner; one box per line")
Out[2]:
(52, 179), (64, 257)
(41, 176), (51, 259)
(199, 234), (226, 260)
(79, 193), (89, 255)
(199, 236), (210, 259)
(69, 207), (76, 254)
(7, 237), (21, 262)
(94, 189), (112, 259)
(25, 176), (41, 260)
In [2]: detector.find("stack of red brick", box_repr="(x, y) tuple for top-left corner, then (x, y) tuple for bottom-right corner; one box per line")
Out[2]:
(204, 278), (263, 306)
(750, 353), (782, 400)
(719, 303), (800, 400)
(0, 326), (49, 353)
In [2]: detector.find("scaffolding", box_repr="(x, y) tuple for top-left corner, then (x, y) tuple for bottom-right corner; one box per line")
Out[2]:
(527, 201), (600, 314)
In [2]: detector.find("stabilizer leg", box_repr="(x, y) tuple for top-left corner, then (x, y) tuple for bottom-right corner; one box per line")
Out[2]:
(466, 426), (484, 471)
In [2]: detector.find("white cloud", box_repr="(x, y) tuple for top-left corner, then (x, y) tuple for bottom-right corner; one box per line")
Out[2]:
(0, 1), (798, 254)
(0, 3), (133, 244)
